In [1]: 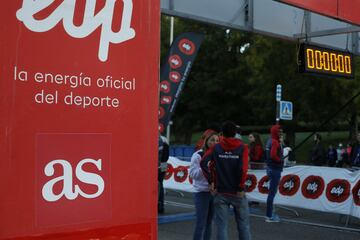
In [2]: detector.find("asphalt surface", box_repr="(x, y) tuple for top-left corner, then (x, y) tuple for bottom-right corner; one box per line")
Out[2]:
(158, 190), (360, 240)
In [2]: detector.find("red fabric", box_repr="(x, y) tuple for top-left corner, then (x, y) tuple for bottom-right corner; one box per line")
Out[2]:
(250, 144), (263, 161)
(347, 147), (352, 156)
(219, 137), (242, 151)
(270, 139), (281, 162)
(240, 144), (249, 190)
(200, 145), (216, 181)
(208, 142), (249, 195)
(195, 129), (217, 150)
(218, 137), (248, 191)
(201, 138), (248, 193)
(203, 144), (215, 158)
(270, 124), (281, 140)
(209, 160), (216, 188)
(280, 0), (360, 26)
(270, 124), (281, 162)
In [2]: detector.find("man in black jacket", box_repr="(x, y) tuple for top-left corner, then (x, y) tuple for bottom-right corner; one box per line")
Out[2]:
(158, 135), (169, 214)
(201, 121), (251, 240)
(310, 133), (326, 166)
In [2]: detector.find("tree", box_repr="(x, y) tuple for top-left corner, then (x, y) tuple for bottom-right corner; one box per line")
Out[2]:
(160, 16), (360, 145)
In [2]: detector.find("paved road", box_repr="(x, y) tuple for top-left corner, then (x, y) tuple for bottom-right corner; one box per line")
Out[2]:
(158, 191), (360, 240)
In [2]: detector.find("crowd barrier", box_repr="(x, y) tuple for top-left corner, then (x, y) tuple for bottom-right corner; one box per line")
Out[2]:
(164, 157), (360, 219)
(169, 145), (195, 161)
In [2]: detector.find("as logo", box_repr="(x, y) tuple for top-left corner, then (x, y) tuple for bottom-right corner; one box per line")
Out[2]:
(42, 158), (104, 202)
(16, 0), (136, 62)
(36, 133), (111, 227)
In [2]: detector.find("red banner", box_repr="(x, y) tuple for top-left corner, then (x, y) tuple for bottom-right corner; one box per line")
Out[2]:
(0, 1), (159, 239)
(277, 0), (360, 26)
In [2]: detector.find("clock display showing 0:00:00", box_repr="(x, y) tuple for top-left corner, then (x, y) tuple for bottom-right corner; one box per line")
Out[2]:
(305, 48), (352, 74)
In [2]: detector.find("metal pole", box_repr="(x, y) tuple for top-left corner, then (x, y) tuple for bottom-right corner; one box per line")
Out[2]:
(276, 84), (282, 124)
(170, 17), (174, 45)
(166, 121), (172, 143)
(167, 17), (174, 143)
(276, 101), (280, 124)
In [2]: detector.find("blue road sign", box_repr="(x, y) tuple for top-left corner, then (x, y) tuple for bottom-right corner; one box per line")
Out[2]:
(280, 101), (293, 120)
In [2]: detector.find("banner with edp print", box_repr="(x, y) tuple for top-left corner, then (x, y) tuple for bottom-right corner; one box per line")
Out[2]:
(158, 32), (204, 134)
(164, 157), (360, 219)
(0, 1), (159, 239)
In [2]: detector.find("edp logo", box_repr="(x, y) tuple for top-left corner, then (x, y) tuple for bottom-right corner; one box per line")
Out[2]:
(16, 0), (136, 62)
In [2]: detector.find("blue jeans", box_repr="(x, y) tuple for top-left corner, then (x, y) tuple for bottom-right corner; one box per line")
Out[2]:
(266, 168), (282, 218)
(214, 194), (251, 240)
(193, 192), (214, 240)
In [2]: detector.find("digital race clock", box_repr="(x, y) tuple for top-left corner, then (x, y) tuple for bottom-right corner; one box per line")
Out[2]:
(298, 43), (355, 79)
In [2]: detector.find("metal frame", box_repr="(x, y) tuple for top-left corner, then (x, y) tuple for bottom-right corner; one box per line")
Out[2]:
(161, 0), (360, 55)
(294, 26), (360, 39)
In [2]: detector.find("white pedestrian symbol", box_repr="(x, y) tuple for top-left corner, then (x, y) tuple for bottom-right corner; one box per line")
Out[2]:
(280, 101), (293, 120)
(283, 104), (291, 115)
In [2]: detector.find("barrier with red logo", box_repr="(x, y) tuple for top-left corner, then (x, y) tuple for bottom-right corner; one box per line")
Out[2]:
(0, 1), (159, 239)
(164, 157), (360, 219)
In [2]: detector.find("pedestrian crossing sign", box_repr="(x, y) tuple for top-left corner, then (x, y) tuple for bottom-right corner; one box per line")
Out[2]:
(280, 101), (293, 120)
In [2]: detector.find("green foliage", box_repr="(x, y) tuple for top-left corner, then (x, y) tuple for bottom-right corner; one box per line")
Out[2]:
(161, 16), (360, 144)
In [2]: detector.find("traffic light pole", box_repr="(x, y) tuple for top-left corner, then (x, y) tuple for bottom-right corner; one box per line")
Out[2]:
(276, 84), (281, 124)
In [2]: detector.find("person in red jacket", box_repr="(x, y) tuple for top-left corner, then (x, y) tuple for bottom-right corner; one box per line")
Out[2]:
(264, 124), (283, 222)
(248, 132), (265, 169)
(201, 121), (251, 240)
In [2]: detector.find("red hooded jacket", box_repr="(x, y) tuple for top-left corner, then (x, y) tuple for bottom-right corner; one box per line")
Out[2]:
(200, 137), (248, 194)
(265, 124), (283, 170)
(270, 125), (281, 162)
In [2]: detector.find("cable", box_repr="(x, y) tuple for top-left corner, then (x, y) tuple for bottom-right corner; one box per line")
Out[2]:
(292, 90), (360, 153)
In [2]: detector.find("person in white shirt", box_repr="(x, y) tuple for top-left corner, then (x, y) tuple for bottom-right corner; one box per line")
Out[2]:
(282, 139), (295, 167)
(190, 129), (219, 240)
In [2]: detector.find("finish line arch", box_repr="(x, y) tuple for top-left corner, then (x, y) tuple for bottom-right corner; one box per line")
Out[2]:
(161, 0), (360, 55)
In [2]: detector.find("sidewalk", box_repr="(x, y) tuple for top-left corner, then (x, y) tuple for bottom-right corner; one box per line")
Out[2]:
(158, 191), (360, 240)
